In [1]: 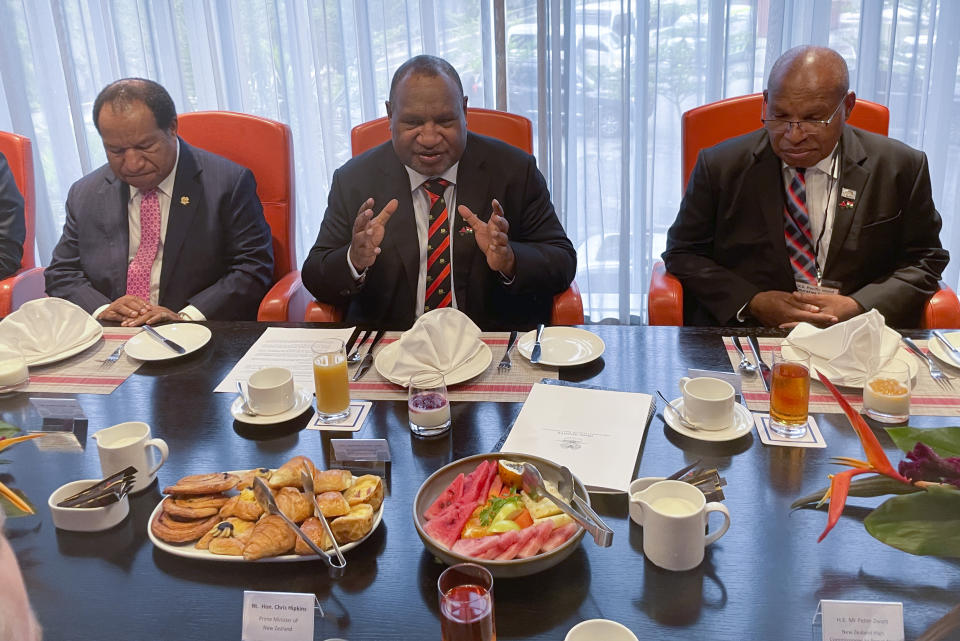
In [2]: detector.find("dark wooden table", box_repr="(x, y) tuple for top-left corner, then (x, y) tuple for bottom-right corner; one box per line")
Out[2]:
(3, 324), (957, 641)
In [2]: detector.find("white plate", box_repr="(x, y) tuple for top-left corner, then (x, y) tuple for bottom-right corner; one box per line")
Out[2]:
(780, 343), (919, 388)
(148, 474), (384, 562)
(124, 324), (212, 361)
(231, 387), (313, 425)
(29, 330), (103, 366)
(516, 327), (605, 367)
(374, 340), (493, 386)
(664, 397), (753, 442)
(927, 332), (960, 370)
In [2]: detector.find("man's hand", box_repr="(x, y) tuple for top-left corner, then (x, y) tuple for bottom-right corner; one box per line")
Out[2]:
(782, 292), (863, 328)
(748, 290), (841, 328)
(97, 295), (151, 322)
(348, 198), (398, 272)
(120, 305), (180, 327)
(457, 199), (516, 276)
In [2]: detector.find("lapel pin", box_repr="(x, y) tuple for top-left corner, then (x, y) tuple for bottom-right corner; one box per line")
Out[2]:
(839, 199), (855, 209)
(180, 196), (190, 206)
(840, 187), (856, 200)
(458, 226), (474, 236)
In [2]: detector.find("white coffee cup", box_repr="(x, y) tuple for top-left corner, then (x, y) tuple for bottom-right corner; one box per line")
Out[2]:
(565, 619), (638, 641)
(678, 376), (734, 430)
(92, 421), (169, 493)
(629, 479), (730, 571)
(247, 367), (295, 415)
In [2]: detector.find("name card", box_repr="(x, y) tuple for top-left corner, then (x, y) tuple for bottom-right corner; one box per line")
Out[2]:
(242, 591), (316, 641)
(820, 600), (903, 641)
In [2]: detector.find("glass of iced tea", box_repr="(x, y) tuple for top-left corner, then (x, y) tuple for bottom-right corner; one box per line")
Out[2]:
(312, 339), (350, 423)
(438, 563), (495, 641)
(769, 347), (811, 437)
(863, 357), (911, 423)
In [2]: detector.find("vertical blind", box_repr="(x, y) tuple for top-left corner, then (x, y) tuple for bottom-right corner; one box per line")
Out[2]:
(0, 0), (957, 323)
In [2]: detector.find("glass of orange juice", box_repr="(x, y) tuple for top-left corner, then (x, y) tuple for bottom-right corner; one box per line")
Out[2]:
(312, 339), (350, 422)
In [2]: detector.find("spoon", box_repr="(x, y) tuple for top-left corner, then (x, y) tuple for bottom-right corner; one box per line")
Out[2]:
(300, 467), (346, 571)
(732, 336), (757, 374)
(504, 461), (613, 547)
(655, 390), (705, 432)
(252, 477), (343, 573)
(236, 381), (256, 416)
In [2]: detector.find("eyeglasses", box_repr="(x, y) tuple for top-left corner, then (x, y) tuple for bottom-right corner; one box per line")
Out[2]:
(761, 95), (848, 134)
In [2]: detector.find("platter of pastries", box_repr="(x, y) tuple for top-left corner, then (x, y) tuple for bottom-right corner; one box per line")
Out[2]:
(148, 455), (384, 562)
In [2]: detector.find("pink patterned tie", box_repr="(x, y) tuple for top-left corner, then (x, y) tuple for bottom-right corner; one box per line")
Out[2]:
(126, 188), (160, 301)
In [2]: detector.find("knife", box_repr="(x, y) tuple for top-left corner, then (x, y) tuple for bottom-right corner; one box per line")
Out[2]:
(530, 323), (545, 364)
(344, 326), (363, 355)
(933, 330), (960, 367)
(142, 324), (186, 354)
(352, 330), (385, 381)
(745, 335), (771, 392)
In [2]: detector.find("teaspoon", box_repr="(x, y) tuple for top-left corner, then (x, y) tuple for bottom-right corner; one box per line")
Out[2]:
(655, 390), (704, 432)
(732, 336), (758, 374)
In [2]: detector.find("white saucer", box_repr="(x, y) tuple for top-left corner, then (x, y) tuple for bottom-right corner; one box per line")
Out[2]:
(780, 342), (919, 388)
(231, 386), (313, 425)
(928, 331), (960, 370)
(516, 327), (605, 366)
(664, 397), (753, 442)
(125, 324), (212, 361)
(374, 340), (493, 386)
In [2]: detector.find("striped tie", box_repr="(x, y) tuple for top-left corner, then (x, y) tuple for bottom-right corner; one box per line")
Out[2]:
(783, 168), (817, 284)
(423, 178), (452, 312)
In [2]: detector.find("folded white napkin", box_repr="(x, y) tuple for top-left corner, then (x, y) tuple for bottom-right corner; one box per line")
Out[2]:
(375, 308), (484, 384)
(782, 309), (900, 385)
(0, 298), (102, 365)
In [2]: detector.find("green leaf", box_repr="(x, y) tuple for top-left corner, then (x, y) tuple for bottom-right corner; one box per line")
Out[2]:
(885, 426), (960, 457)
(0, 422), (20, 438)
(864, 485), (960, 556)
(791, 475), (921, 510)
(0, 490), (35, 518)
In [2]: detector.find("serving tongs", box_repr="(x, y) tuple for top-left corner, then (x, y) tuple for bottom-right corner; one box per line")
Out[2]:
(300, 467), (346, 571)
(252, 477), (346, 576)
(58, 466), (136, 508)
(504, 461), (614, 547)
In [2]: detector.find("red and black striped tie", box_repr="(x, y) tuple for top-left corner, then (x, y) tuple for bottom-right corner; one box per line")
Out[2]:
(783, 168), (817, 284)
(423, 177), (452, 311)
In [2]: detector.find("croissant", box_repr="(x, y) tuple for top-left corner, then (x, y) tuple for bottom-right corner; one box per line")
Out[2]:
(268, 456), (317, 489)
(342, 475), (383, 511)
(316, 491), (350, 518)
(243, 515), (296, 560)
(274, 487), (313, 523)
(294, 517), (334, 555)
(313, 469), (353, 493)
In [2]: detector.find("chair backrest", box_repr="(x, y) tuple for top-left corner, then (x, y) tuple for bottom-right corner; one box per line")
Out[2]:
(351, 107), (534, 157)
(177, 111), (295, 282)
(0, 132), (35, 270)
(681, 93), (890, 191)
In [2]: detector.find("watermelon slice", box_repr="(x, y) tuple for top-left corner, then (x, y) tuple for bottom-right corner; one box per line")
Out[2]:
(540, 522), (579, 553)
(423, 501), (476, 549)
(424, 473), (464, 521)
(517, 522), (553, 558)
(460, 460), (492, 504)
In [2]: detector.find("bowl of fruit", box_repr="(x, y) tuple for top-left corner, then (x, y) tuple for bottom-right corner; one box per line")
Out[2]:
(413, 452), (589, 578)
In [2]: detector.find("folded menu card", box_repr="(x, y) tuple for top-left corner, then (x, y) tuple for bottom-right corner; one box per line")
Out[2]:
(501, 383), (654, 493)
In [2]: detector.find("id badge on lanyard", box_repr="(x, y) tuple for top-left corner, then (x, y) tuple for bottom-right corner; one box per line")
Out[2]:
(796, 279), (840, 296)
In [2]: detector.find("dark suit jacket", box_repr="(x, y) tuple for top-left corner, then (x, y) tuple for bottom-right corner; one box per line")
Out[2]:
(663, 126), (949, 328)
(300, 133), (576, 331)
(0, 152), (25, 279)
(45, 140), (274, 320)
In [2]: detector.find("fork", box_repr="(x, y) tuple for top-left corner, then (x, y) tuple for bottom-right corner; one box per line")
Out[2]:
(100, 343), (125, 368)
(902, 336), (954, 391)
(498, 330), (518, 372)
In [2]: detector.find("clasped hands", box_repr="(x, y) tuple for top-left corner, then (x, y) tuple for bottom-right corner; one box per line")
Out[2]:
(748, 290), (864, 329)
(98, 295), (180, 326)
(348, 197), (516, 277)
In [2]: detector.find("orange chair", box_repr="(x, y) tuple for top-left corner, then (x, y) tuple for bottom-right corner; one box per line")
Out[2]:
(0, 132), (44, 317)
(305, 107), (584, 325)
(650, 93), (958, 328)
(177, 111), (310, 321)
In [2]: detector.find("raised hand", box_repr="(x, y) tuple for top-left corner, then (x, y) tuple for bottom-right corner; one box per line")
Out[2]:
(457, 199), (516, 276)
(349, 198), (399, 272)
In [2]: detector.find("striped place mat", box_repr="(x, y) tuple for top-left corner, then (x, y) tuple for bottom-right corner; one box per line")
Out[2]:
(24, 327), (144, 394)
(350, 332), (559, 403)
(723, 336), (960, 416)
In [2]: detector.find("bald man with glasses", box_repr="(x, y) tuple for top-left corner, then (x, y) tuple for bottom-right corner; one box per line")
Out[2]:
(663, 45), (948, 328)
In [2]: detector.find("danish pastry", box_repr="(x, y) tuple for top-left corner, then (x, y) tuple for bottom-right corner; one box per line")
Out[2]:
(218, 489), (263, 521)
(163, 473), (239, 496)
(330, 504), (374, 543)
(196, 517), (256, 556)
(342, 475), (383, 511)
(162, 494), (230, 519)
(150, 510), (222, 544)
(315, 491), (350, 518)
(313, 469), (353, 493)
(235, 467), (272, 490)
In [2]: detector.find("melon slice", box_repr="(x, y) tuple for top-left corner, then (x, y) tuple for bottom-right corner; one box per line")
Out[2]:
(424, 473), (464, 521)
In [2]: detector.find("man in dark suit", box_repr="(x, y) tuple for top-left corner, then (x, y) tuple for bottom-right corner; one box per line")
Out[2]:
(663, 45), (948, 328)
(300, 55), (575, 331)
(45, 78), (273, 325)
(0, 152), (25, 279)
